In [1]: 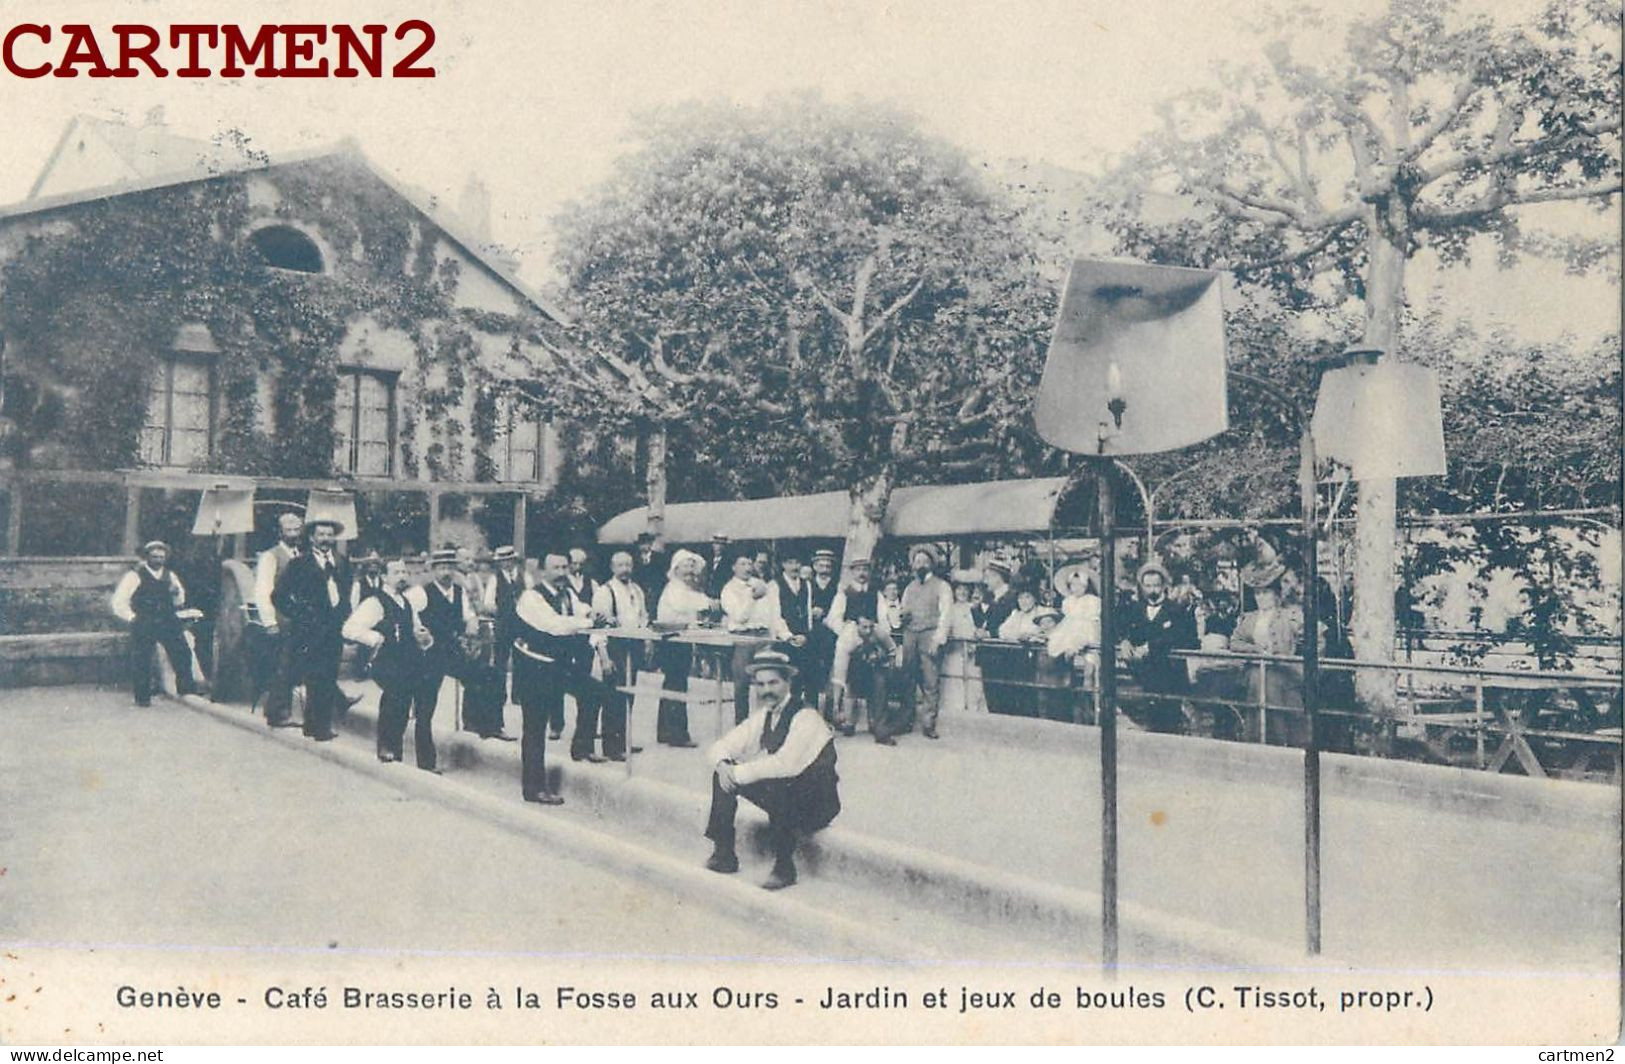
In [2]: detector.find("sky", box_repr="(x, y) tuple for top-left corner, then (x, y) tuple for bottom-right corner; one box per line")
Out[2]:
(2, 0), (1619, 341)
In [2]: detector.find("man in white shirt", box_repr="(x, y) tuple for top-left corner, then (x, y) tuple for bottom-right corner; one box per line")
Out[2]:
(255, 512), (304, 727)
(719, 553), (799, 725)
(342, 559), (438, 769)
(704, 647), (841, 890)
(111, 540), (199, 706)
(511, 553), (609, 802)
(589, 551), (648, 762)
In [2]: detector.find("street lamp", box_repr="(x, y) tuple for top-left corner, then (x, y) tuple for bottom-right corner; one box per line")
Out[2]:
(1036, 258), (1230, 971)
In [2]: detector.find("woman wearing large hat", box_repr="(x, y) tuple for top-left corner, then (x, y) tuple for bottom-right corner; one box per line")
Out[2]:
(1228, 540), (1310, 745)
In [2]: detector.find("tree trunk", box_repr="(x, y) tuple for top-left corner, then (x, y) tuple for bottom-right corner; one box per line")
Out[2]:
(644, 422), (668, 548)
(842, 465), (894, 577)
(1351, 209), (1407, 716)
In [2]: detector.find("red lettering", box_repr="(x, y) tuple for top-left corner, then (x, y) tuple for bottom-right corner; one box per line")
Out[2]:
(277, 24), (327, 76)
(112, 24), (166, 77)
(53, 24), (113, 78)
(2, 23), (51, 77)
(168, 25), (217, 77)
(219, 23), (277, 77)
(391, 20), (435, 78)
(333, 23), (384, 77)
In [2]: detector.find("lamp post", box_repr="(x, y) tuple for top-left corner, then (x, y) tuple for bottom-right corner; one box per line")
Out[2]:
(1035, 259), (1231, 973)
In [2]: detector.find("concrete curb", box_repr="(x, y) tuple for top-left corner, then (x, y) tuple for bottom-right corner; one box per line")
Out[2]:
(298, 692), (1312, 969)
(172, 692), (940, 964)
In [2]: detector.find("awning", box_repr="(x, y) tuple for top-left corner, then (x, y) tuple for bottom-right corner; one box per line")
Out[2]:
(597, 476), (1072, 544)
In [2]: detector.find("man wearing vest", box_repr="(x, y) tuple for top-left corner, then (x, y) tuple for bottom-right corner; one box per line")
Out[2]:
(804, 548), (841, 697)
(588, 550), (648, 762)
(511, 553), (608, 804)
(480, 545), (529, 678)
(416, 548), (511, 742)
(271, 518), (353, 741)
(347, 549), (386, 678)
(350, 549), (386, 608)
(704, 647), (841, 891)
(774, 552), (812, 668)
(897, 544), (954, 739)
(343, 559), (437, 768)
(111, 540), (200, 706)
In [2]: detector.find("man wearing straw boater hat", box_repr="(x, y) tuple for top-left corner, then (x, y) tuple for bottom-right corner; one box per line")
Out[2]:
(271, 517), (353, 741)
(481, 544), (529, 678)
(415, 545), (510, 743)
(703, 647), (841, 890)
(110, 540), (201, 706)
(1119, 558), (1198, 733)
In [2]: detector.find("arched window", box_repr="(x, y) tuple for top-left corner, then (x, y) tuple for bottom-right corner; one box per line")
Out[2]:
(249, 224), (324, 274)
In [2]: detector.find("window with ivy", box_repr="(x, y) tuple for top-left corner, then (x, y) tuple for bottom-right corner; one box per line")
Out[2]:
(334, 368), (397, 477)
(138, 356), (214, 467)
(498, 390), (546, 483)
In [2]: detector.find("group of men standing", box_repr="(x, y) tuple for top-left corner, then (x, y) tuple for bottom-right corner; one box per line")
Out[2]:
(672, 537), (955, 745)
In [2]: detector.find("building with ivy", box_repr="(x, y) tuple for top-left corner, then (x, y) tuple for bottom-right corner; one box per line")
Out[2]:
(0, 114), (611, 562)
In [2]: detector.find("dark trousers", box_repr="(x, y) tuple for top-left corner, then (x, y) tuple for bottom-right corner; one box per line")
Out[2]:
(297, 631), (344, 738)
(519, 697), (554, 798)
(129, 622), (196, 703)
(265, 629), (346, 726)
(850, 660), (896, 739)
(704, 772), (797, 866)
(804, 627), (835, 694)
(519, 659), (606, 794)
(263, 630), (298, 724)
(586, 642), (639, 759)
(657, 642), (692, 744)
(429, 650), (505, 737)
(377, 675), (438, 769)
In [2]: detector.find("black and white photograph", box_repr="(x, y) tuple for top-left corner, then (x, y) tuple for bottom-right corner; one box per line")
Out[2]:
(0, 0), (1619, 1048)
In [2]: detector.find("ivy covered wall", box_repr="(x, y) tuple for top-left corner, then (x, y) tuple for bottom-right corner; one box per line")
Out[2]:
(0, 152), (566, 496)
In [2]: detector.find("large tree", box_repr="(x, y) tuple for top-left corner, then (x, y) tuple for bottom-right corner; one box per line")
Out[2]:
(1100, 0), (1621, 708)
(550, 97), (1057, 562)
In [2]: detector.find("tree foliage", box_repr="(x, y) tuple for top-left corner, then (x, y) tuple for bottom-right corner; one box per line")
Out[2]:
(550, 97), (1059, 515)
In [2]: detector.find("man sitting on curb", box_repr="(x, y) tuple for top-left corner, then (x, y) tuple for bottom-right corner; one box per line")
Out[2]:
(703, 647), (842, 891)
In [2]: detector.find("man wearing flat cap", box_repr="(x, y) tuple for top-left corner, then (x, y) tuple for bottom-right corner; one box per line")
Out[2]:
(1120, 559), (1198, 733)
(271, 517), (353, 740)
(703, 647), (841, 890)
(111, 540), (201, 706)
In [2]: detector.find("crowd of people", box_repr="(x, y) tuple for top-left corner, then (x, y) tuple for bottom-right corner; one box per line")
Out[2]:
(111, 516), (1348, 887)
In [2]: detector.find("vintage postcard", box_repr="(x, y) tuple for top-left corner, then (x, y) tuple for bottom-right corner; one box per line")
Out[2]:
(0, 0), (1619, 1048)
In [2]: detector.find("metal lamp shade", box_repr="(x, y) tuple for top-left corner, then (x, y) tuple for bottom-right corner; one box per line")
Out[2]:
(1310, 362), (1447, 480)
(191, 481), (255, 536)
(305, 489), (359, 541)
(1036, 259), (1229, 456)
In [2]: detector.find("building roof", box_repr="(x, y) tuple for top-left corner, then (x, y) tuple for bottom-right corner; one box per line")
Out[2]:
(1, 123), (571, 327)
